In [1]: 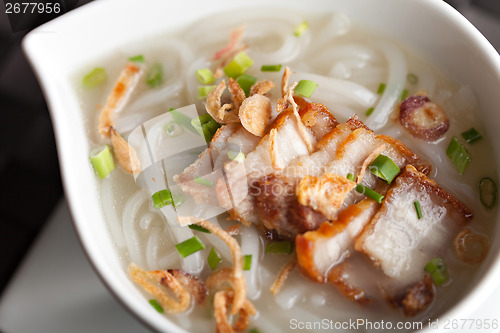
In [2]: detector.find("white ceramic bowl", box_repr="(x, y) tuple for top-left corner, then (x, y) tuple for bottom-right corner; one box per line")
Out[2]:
(23, 0), (500, 332)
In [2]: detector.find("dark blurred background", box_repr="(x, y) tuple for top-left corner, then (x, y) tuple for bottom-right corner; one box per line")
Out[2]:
(0, 0), (498, 310)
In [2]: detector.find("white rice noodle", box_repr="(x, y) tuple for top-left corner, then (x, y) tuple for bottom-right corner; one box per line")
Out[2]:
(160, 205), (203, 275)
(198, 218), (233, 261)
(313, 44), (382, 77)
(239, 226), (262, 300)
(291, 71), (377, 108)
(145, 225), (161, 270)
(122, 189), (149, 267)
(158, 251), (179, 269)
(252, 312), (284, 333)
(246, 22), (311, 65)
(365, 40), (407, 131)
(274, 283), (307, 310)
(308, 12), (351, 53)
(100, 177), (126, 250)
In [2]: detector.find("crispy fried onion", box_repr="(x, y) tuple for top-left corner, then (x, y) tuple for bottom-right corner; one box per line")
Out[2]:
(214, 290), (256, 333)
(281, 66), (291, 98)
(167, 269), (208, 305)
(455, 229), (489, 264)
(177, 216), (246, 315)
(128, 263), (191, 313)
(110, 127), (141, 174)
(250, 80), (275, 96)
(239, 94), (272, 137)
(98, 62), (143, 137)
(206, 79), (243, 124)
(270, 258), (297, 296)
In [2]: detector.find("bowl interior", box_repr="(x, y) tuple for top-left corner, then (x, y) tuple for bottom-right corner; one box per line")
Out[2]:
(23, 0), (500, 332)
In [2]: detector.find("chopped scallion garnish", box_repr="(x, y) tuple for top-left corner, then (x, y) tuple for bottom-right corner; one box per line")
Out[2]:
(265, 240), (293, 255)
(236, 74), (257, 96)
(151, 189), (173, 209)
(197, 85), (216, 99)
(400, 88), (409, 101)
(446, 136), (471, 175)
(479, 177), (497, 209)
(293, 21), (309, 37)
(128, 54), (144, 63)
(407, 73), (418, 84)
(243, 255), (252, 270)
(223, 51), (253, 78)
(369, 154), (401, 184)
(146, 62), (163, 88)
(148, 299), (163, 313)
(414, 200), (422, 219)
(347, 173), (356, 182)
(188, 224), (211, 233)
(365, 107), (374, 116)
(191, 114), (221, 142)
(164, 121), (183, 137)
(90, 145), (115, 178)
(227, 150), (245, 162)
(424, 257), (448, 286)
(194, 177), (214, 187)
(208, 247), (222, 270)
(175, 236), (205, 258)
(461, 128), (482, 144)
(355, 184), (384, 203)
(377, 83), (386, 94)
(261, 64), (282, 72)
(82, 67), (106, 88)
(195, 68), (215, 85)
(294, 80), (318, 98)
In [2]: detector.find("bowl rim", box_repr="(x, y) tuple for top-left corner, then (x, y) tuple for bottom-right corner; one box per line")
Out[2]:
(22, 0), (500, 332)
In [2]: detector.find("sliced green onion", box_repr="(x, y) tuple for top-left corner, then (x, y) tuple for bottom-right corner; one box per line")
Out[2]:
(249, 330), (260, 333)
(163, 121), (183, 137)
(355, 184), (384, 203)
(236, 74), (257, 96)
(128, 54), (144, 63)
(90, 145), (115, 178)
(347, 173), (356, 182)
(424, 257), (448, 286)
(377, 83), (386, 95)
(223, 51), (254, 78)
(148, 299), (163, 313)
(261, 64), (282, 72)
(191, 114), (221, 142)
(175, 236), (205, 258)
(169, 107), (198, 134)
(407, 73), (418, 84)
(365, 107), (375, 116)
(227, 150), (245, 162)
(294, 80), (318, 98)
(293, 20), (309, 37)
(369, 154), (401, 184)
(400, 88), (409, 101)
(265, 240), (293, 255)
(197, 85), (216, 99)
(414, 200), (422, 219)
(461, 128), (482, 144)
(151, 189), (173, 209)
(243, 255), (252, 270)
(479, 177), (497, 209)
(191, 114), (212, 136)
(446, 136), (471, 175)
(207, 247), (222, 270)
(194, 177), (214, 187)
(195, 68), (215, 85)
(172, 193), (185, 208)
(82, 67), (106, 88)
(146, 62), (163, 88)
(188, 224), (211, 233)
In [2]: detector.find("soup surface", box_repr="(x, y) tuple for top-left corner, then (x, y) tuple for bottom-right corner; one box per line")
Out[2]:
(77, 8), (497, 333)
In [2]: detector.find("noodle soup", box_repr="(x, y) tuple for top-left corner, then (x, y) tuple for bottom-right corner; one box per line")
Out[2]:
(77, 8), (497, 333)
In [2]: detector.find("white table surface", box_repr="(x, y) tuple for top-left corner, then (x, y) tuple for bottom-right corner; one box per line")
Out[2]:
(0, 199), (499, 333)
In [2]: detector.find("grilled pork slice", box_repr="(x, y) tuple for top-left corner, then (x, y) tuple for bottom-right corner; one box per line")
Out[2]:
(296, 199), (379, 282)
(174, 123), (259, 205)
(222, 109), (316, 225)
(355, 165), (473, 287)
